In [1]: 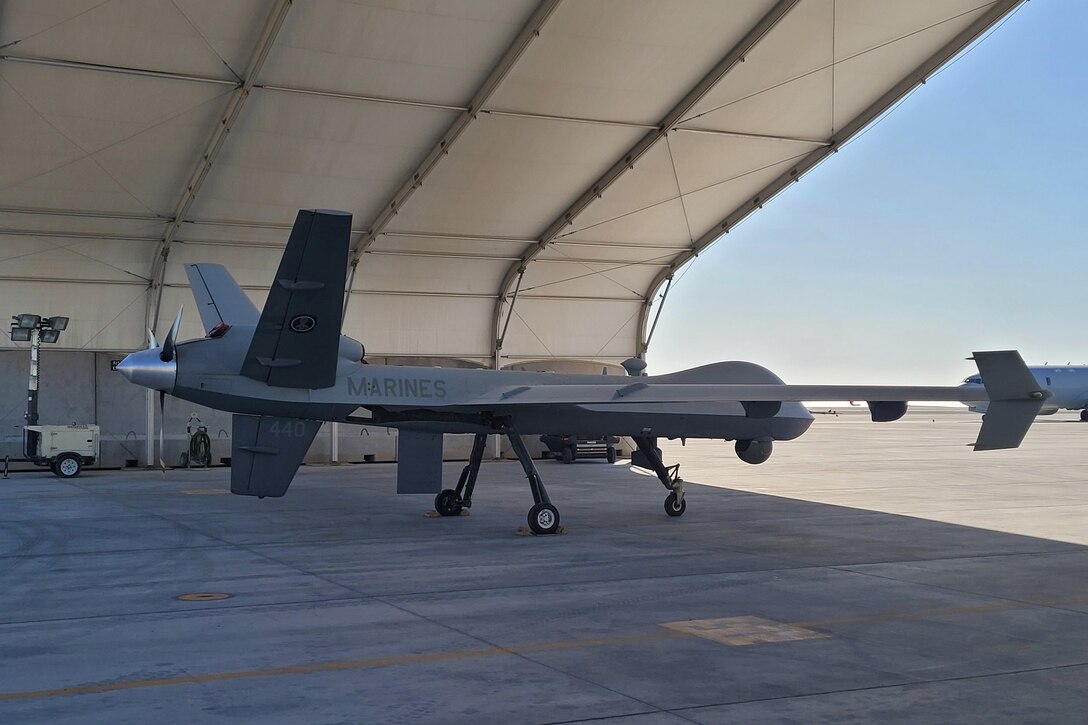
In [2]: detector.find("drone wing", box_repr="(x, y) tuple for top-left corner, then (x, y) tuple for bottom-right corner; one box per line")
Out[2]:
(458, 351), (1047, 451)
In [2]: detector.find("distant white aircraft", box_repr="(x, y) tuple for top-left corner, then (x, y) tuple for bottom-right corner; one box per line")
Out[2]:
(962, 366), (1088, 421)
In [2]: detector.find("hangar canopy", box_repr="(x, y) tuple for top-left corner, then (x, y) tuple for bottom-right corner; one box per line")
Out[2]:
(0, 0), (1022, 368)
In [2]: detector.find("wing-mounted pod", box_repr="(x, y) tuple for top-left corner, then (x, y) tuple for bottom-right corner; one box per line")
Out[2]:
(867, 401), (908, 422)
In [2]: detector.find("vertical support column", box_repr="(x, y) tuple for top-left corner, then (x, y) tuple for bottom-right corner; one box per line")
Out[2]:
(491, 349), (503, 459)
(330, 422), (339, 463)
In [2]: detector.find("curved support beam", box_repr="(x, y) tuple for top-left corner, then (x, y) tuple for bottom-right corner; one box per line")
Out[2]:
(491, 0), (800, 361)
(0, 53), (238, 86)
(145, 0), (293, 334)
(343, 0), (563, 315)
(637, 0), (1024, 358)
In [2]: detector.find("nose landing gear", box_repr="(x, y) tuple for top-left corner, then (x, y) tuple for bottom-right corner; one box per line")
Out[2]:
(633, 436), (685, 517)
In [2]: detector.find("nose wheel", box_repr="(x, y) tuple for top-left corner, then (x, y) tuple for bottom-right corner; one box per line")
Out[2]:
(634, 436), (686, 517)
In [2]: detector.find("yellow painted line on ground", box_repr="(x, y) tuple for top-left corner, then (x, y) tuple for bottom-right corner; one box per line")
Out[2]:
(176, 592), (232, 602)
(0, 630), (688, 702)
(8, 596), (1088, 702)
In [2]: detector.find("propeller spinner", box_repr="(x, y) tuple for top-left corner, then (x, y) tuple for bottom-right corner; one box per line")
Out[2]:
(115, 307), (182, 393)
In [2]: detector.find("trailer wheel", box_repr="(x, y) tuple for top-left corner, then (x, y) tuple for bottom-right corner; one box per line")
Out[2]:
(54, 454), (82, 479)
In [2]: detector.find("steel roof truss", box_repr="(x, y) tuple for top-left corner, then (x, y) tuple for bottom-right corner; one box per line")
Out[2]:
(491, 0), (801, 357)
(346, 0), (563, 268)
(635, 0), (1025, 357)
(144, 0), (293, 334)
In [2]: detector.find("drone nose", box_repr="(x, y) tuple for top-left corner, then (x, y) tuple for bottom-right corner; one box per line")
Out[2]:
(116, 355), (135, 382)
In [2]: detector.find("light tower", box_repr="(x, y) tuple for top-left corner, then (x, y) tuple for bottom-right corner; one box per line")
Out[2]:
(10, 314), (69, 457)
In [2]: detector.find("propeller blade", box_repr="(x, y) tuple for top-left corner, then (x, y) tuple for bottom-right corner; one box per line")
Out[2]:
(158, 390), (167, 475)
(147, 328), (159, 349)
(160, 307), (183, 362)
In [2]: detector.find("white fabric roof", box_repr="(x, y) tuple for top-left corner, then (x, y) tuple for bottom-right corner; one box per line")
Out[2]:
(0, 0), (1023, 365)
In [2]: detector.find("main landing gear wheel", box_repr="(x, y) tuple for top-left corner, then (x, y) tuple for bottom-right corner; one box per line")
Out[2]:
(527, 502), (560, 535)
(434, 489), (464, 517)
(54, 454), (82, 479)
(561, 446), (574, 464)
(1081, 410), (1088, 422)
(664, 491), (686, 517)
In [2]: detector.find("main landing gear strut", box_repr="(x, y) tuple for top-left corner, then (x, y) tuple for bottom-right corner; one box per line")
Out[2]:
(434, 432), (488, 518)
(633, 436), (686, 517)
(434, 429), (561, 535)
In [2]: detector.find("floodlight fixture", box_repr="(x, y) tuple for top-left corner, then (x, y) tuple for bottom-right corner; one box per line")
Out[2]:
(10, 312), (69, 343)
(16, 314), (40, 329)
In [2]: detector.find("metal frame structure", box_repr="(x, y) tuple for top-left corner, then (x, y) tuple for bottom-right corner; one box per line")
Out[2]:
(0, 0), (1026, 366)
(145, 0), (294, 333)
(634, 0), (1023, 357)
(490, 0), (801, 358)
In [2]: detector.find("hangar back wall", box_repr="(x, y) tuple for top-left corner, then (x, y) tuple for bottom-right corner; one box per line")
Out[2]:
(0, 351), (542, 470)
(2, 350), (230, 469)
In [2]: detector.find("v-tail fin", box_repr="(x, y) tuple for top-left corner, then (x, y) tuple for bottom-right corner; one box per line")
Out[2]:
(185, 263), (260, 334)
(230, 414), (320, 497)
(972, 350), (1050, 450)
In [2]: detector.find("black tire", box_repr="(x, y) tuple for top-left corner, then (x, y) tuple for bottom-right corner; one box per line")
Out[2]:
(606, 446), (617, 464)
(527, 502), (560, 535)
(434, 489), (463, 517)
(561, 446), (574, 464)
(664, 491), (686, 517)
(54, 454), (82, 479)
(1081, 410), (1088, 422)
(192, 430), (212, 467)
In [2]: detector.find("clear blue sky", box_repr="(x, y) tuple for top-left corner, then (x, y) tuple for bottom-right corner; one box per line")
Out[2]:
(648, 0), (1087, 385)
